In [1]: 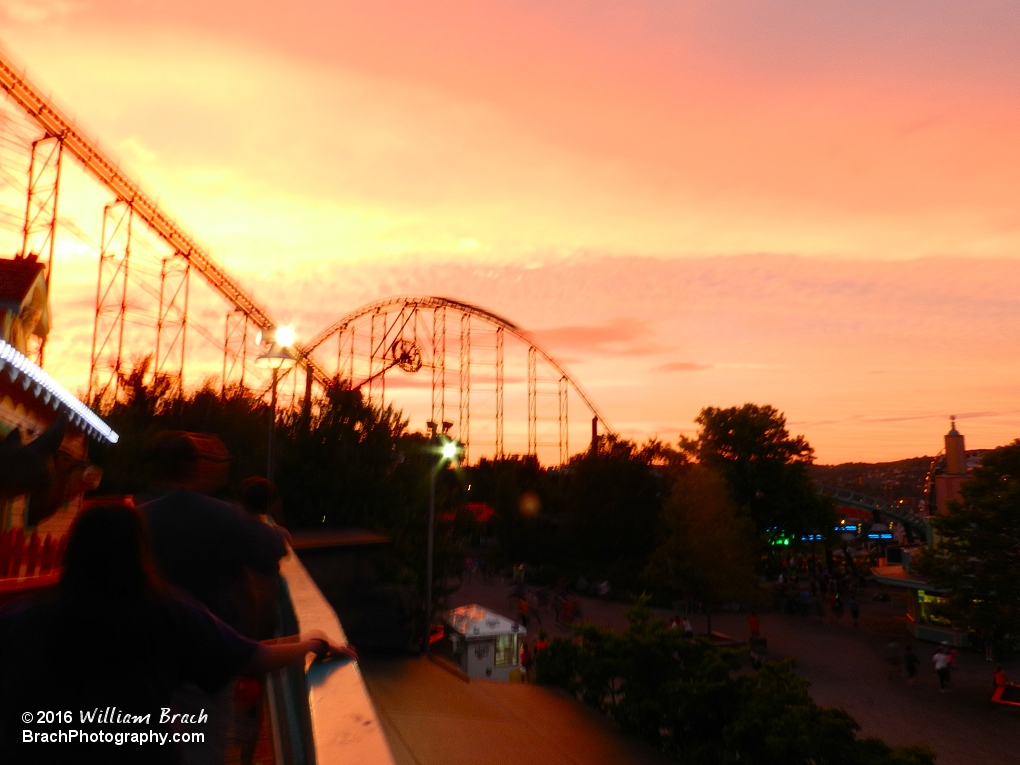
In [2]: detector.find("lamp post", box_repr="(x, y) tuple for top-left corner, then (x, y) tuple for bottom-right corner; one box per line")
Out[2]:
(425, 420), (458, 654)
(255, 329), (297, 483)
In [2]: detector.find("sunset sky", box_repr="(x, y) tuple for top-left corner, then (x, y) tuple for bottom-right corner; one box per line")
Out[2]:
(2, 0), (1020, 463)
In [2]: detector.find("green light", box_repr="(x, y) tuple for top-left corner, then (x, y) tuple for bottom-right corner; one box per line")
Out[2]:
(441, 441), (459, 460)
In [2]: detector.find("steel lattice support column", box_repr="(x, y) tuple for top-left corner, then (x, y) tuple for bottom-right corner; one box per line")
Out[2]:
(559, 375), (568, 465)
(495, 326), (504, 458)
(527, 346), (537, 456)
(369, 311), (385, 403)
(459, 313), (470, 462)
(337, 327), (354, 384)
(222, 310), (248, 396)
(21, 136), (62, 282)
(89, 201), (132, 403)
(431, 306), (446, 427)
(20, 135), (63, 365)
(155, 255), (190, 387)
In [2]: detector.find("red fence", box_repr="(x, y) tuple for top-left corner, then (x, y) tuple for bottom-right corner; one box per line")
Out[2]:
(0, 528), (65, 604)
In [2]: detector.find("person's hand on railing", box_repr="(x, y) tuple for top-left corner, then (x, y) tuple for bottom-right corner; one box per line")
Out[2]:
(248, 631), (358, 674)
(305, 629), (358, 664)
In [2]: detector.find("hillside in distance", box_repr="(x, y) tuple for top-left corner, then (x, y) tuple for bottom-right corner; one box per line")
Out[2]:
(808, 457), (934, 503)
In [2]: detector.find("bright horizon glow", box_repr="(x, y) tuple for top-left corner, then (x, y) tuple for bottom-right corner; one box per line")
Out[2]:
(2, 2), (1020, 464)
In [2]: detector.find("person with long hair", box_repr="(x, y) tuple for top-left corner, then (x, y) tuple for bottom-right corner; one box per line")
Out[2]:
(0, 501), (353, 765)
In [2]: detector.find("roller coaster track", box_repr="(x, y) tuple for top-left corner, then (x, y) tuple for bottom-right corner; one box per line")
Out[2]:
(817, 485), (932, 543)
(304, 295), (616, 436)
(0, 43), (328, 382)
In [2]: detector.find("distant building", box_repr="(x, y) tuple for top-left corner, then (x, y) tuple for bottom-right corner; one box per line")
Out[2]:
(925, 416), (987, 517)
(0, 254), (49, 355)
(1, 335), (117, 604)
(872, 418), (981, 646)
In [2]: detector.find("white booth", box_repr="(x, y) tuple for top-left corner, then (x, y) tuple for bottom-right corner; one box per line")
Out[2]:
(441, 604), (525, 681)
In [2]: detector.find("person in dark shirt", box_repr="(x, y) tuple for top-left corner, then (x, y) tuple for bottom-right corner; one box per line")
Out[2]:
(139, 433), (290, 763)
(139, 432), (288, 627)
(0, 501), (352, 765)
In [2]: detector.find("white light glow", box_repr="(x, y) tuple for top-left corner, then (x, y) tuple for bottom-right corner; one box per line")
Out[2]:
(275, 325), (295, 348)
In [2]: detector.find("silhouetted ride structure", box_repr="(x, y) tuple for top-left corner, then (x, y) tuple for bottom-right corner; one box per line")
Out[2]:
(295, 296), (613, 463)
(0, 43), (612, 463)
(817, 485), (932, 543)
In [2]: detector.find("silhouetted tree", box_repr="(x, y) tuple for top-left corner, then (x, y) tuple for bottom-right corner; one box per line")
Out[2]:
(467, 454), (556, 567)
(562, 435), (663, 582)
(682, 404), (831, 538)
(642, 465), (759, 609)
(90, 371), (465, 626)
(537, 604), (935, 765)
(91, 358), (266, 496)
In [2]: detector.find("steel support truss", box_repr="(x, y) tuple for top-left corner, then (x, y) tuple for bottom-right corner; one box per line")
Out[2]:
(527, 345), (537, 456)
(559, 375), (568, 465)
(368, 311), (385, 403)
(155, 255), (189, 388)
(89, 201), (132, 403)
(459, 313), (470, 464)
(431, 306), (446, 428)
(0, 48), (330, 383)
(222, 310), (248, 396)
(495, 326), (504, 459)
(20, 134), (62, 365)
(337, 326), (354, 384)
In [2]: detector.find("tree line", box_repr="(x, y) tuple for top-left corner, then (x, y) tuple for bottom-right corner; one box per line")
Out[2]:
(536, 600), (935, 765)
(89, 364), (835, 613)
(474, 404), (834, 604)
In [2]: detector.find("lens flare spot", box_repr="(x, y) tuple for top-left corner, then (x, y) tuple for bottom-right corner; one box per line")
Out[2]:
(519, 491), (541, 517)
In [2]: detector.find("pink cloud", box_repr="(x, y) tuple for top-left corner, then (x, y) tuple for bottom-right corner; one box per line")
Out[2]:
(530, 318), (667, 358)
(657, 362), (711, 373)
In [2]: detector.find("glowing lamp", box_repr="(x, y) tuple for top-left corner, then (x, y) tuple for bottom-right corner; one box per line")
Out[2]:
(275, 325), (295, 348)
(255, 343), (297, 370)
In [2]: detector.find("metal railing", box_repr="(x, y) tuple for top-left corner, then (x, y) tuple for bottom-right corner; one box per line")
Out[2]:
(269, 551), (395, 765)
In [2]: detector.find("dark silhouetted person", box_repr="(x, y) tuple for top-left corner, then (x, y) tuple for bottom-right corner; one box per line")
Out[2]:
(994, 665), (1007, 689)
(235, 477), (289, 764)
(140, 433), (288, 626)
(140, 433), (288, 764)
(0, 502), (351, 765)
(237, 476), (289, 641)
(886, 641), (901, 680)
(683, 618), (694, 639)
(903, 646), (919, 686)
(831, 594), (844, 625)
(748, 611), (760, 637)
(933, 644), (952, 691)
(520, 640), (533, 683)
(534, 630), (549, 652)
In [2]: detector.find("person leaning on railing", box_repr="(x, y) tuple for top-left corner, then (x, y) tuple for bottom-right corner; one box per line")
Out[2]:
(0, 501), (356, 765)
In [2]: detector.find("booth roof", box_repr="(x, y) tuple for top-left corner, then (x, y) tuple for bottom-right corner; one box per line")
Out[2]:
(445, 604), (526, 638)
(870, 564), (931, 590)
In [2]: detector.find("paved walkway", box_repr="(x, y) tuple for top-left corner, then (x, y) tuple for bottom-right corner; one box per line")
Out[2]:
(360, 654), (671, 765)
(439, 577), (1020, 765)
